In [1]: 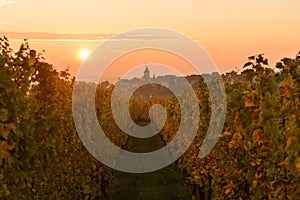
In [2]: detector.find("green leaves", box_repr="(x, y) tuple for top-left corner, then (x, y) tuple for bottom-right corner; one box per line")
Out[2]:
(243, 62), (253, 68)
(0, 37), (112, 199)
(245, 54), (268, 68)
(1, 36), (300, 199)
(162, 51), (300, 199)
(276, 62), (284, 69)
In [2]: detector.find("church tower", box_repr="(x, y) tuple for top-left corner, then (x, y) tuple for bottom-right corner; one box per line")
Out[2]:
(143, 66), (150, 80)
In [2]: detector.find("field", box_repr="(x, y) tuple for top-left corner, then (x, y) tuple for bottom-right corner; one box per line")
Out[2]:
(1, 37), (299, 199)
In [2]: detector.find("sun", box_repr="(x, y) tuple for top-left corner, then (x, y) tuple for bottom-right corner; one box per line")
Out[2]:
(79, 49), (90, 60)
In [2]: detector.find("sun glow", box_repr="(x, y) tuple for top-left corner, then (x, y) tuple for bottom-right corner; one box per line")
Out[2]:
(79, 49), (90, 60)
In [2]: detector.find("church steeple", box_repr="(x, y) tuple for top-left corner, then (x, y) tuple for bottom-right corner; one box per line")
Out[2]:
(143, 66), (150, 79)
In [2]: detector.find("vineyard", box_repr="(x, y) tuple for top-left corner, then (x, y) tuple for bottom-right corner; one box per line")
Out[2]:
(1, 37), (299, 199)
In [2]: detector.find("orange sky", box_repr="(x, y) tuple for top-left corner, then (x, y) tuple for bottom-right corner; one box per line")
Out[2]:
(1, 0), (299, 82)
(100, 49), (198, 82)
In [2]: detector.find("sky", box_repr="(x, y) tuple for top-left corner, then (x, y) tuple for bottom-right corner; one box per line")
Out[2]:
(0, 0), (299, 82)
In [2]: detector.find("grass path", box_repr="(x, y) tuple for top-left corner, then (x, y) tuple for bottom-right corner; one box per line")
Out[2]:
(107, 122), (192, 200)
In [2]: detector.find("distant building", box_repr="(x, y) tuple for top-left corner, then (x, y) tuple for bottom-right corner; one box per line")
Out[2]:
(143, 66), (150, 80)
(115, 66), (221, 100)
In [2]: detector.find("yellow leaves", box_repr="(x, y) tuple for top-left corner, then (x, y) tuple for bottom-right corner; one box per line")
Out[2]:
(0, 109), (9, 125)
(228, 141), (235, 149)
(82, 185), (92, 194)
(281, 86), (291, 98)
(279, 75), (294, 98)
(279, 157), (289, 166)
(235, 125), (243, 132)
(191, 170), (199, 177)
(251, 90), (258, 96)
(188, 172), (202, 184)
(244, 96), (255, 107)
(28, 57), (36, 66)
(286, 136), (298, 150)
(251, 159), (262, 167)
(280, 101), (291, 114)
(244, 90), (258, 107)
(229, 138), (239, 149)
(0, 141), (14, 159)
(286, 136), (297, 147)
(252, 129), (261, 142)
(296, 157), (300, 170)
(237, 133), (243, 142)
(225, 187), (231, 195)
(252, 180), (257, 188)
(193, 175), (200, 180)
(228, 132), (244, 148)
(290, 112), (297, 119)
(243, 90), (250, 95)
(233, 111), (240, 123)
(219, 131), (231, 138)
(0, 141), (14, 151)
(223, 131), (231, 136)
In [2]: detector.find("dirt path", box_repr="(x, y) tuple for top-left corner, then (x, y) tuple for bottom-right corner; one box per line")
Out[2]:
(107, 123), (192, 200)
